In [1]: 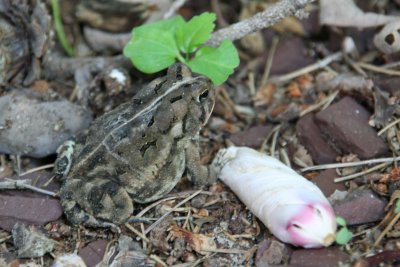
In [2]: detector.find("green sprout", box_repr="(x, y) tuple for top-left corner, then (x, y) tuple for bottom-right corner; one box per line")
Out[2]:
(395, 198), (400, 214)
(335, 216), (353, 245)
(51, 0), (75, 56)
(123, 12), (239, 85)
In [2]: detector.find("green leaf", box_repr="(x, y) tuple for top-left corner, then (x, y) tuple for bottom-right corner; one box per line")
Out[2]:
(133, 16), (185, 39)
(335, 227), (353, 245)
(395, 199), (400, 214)
(123, 29), (181, 73)
(336, 216), (347, 227)
(176, 12), (216, 53)
(187, 40), (239, 85)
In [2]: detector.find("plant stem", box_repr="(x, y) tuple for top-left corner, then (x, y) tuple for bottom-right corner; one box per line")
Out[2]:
(176, 52), (186, 64)
(51, 0), (75, 57)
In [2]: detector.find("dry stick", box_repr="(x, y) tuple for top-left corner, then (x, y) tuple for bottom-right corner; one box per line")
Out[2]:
(0, 178), (57, 197)
(144, 190), (202, 235)
(299, 90), (339, 117)
(357, 62), (400, 76)
(269, 124), (282, 158)
(133, 196), (177, 218)
(163, 0), (187, 19)
(378, 117), (400, 136)
(334, 162), (391, 183)
(124, 223), (150, 243)
(211, 0), (229, 27)
(270, 52), (343, 83)
(374, 211), (400, 247)
(300, 156), (400, 172)
(206, 0), (314, 47)
(382, 61), (400, 69)
(260, 37), (279, 86)
(19, 164), (54, 176)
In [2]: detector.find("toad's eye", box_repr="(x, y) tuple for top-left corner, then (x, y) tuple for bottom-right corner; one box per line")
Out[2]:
(199, 89), (209, 102)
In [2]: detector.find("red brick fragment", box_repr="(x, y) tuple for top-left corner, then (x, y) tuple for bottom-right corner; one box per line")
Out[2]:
(315, 96), (387, 159)
(296, 113), (338, 164)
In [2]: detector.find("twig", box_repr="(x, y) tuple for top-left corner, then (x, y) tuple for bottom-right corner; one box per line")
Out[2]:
(269, 52), (343, 83)
(270, 124), (282, 158)
(163, 0), (187, 19)
(378, 117), (400, 136)
(357, 62), (400, 76)
(300, 90), (339, 117)
(374, 211), (400, 246)
(200, 248), (248, 254)
(0, 178), (57, 197)
(206, 0), (315, 46)
(19, 164), (54, 176)
(211, 0), (229, 27)
(382, 61), (400, 69)
(260, 37), (279, 86)
(334, 162), (391, 183)
(124, 223), (150, 243)
(144, 190), (202, 235)
(343, 54), (367, 77)
(300, 156), (400, 172)
(133, 196), (177, 219)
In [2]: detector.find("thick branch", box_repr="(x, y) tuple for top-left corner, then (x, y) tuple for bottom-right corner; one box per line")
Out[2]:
(207, 0), (315, 46)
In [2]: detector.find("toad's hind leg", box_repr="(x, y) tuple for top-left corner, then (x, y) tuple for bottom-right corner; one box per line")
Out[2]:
(60, 178), (134, 229)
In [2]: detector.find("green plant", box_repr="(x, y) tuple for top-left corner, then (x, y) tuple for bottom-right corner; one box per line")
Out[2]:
(51, 0), (75, 56)
(335, 216), (353, 245)
(395, 198), (400, 214)
(123, 12), (239, 85)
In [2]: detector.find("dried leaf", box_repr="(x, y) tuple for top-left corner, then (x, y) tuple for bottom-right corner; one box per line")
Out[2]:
(253, 84), (276, 107)
(12, 223), (55, 258)
(380, 167), (400, 184)
(170, 225), (217, 254)
(287, 83), (302, 98)
(320, 0), (397, 28)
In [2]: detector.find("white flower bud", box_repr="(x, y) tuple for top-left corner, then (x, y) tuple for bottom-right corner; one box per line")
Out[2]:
(212, 146), (337, 248)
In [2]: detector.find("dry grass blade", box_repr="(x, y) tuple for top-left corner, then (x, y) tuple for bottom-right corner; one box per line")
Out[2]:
(144, 190), (202, 235)
(19, 163), (54, 176)
(124, 223), (150, 243)
(357, 62), (400, 76)
(270, 52), (343, 84)
(334, 162), (391, 183)
(378, 118), (400, 136)
(300, 156), (400, 172)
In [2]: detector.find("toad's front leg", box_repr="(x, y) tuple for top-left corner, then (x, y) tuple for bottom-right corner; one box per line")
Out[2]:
(185, 140), (216, 186)
(60, 178), (134, 231)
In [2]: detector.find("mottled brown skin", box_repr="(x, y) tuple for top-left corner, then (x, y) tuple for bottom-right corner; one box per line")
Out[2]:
(57, 64), (215, 228)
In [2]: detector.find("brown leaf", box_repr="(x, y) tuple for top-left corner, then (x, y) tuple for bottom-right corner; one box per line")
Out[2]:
(253, 84), (276, 107)
(169, 225), (216, 254)
(379, 167), (400, 183)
